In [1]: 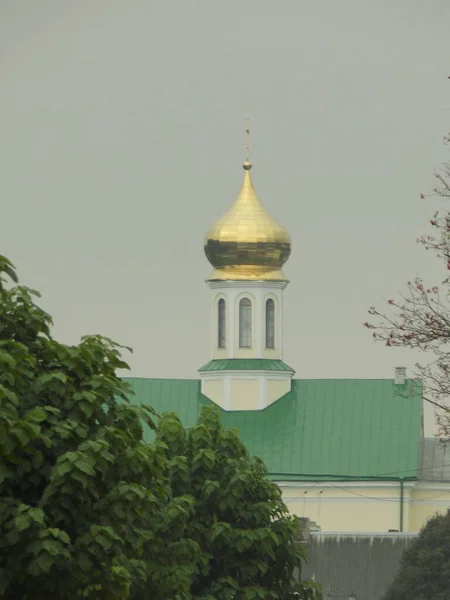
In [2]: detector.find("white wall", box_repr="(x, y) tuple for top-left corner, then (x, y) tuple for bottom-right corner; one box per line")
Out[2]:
(279, 481), (450, 533)
(208, 280), (287, 360)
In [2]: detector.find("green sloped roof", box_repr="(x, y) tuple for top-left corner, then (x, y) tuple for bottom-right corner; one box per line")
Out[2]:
(124, 377), (422, 482)
(199, 359), (294, 372)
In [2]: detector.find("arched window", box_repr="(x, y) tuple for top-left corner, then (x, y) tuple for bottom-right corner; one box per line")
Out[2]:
(265, 299), (275, 349)
(239, 298), (252, 348)
(218, 298), (226, 348)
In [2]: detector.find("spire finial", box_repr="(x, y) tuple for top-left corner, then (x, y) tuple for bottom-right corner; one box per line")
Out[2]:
(243, 117), (252, 170)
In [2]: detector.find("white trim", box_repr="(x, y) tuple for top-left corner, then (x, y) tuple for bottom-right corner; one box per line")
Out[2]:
(413, 482), (450, 491)
(311, 532), (418, 538)
(199, 370), (293, 378)
(260, 377), (267, 409)
(224, 376), (231, 410)
(257, 289), (263, 357)
(229, 294), (234, 355)
(208, 280), (288, 290)
(287, 496), (406, 504)
(278, 481), (416, 490)
(202, 374), (291, 382)
(411, 499), (450, 506)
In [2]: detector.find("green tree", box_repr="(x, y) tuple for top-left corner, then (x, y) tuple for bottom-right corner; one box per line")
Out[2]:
(0, 255), (195, 600)
(384, 510), (450, 600)
(0, 254), (318, 599)
(156, 408), (320, 600)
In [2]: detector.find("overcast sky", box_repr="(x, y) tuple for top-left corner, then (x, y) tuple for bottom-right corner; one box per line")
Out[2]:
(1, 0), (449, 432)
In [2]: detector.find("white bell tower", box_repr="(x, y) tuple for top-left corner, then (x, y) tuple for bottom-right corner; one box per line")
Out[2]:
(199, 130), (294, 411)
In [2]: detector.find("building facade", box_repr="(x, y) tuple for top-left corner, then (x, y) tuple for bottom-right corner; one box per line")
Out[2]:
(126, 155), (450, 533)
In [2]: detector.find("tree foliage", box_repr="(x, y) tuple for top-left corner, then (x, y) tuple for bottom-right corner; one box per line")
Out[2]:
(155, 409), (319, 600)
(384, 510), (450, 600)
(365, 79), (450, 435)
(0, 255), (198, 599)
(0, 255), (318, 599)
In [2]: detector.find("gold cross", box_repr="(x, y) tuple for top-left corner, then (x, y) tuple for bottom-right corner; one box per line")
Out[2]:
(245, 117), (251, 162)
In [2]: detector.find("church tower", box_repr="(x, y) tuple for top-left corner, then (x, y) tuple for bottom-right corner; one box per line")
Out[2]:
(199, 131), (294, 411)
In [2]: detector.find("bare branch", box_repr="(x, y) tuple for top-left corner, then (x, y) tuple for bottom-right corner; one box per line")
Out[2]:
(366, 98), (450, 436)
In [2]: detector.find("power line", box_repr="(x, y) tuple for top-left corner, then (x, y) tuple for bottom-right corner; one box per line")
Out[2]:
(284, 461), (450, 504)
(326, 482), (450, 503)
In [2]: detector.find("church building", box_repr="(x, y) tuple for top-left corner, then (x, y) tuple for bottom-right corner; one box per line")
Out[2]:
(126, 152), (450, 533)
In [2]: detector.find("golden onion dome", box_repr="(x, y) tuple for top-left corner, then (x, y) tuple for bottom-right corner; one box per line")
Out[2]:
(204, 161), (291, 281)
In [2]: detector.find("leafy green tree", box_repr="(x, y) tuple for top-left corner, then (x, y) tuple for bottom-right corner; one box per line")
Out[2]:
(156, 408), (320, 600)
(0, 254), (318, 599)
(384, 510), (450, 600)
(0, 255), (195, 600)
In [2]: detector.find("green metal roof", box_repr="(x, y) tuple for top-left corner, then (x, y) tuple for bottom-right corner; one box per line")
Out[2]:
(198, 359), (294, 373)
(124, 377), (422, 482)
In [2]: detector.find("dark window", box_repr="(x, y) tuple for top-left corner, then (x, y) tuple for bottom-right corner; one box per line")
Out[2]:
(239, 298), (252, 348)
(218, 298), (226, 348)
(266, 299), (275, 349)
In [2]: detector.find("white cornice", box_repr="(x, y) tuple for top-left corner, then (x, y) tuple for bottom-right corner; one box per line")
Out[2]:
(286, 496), (407, 504)
(199, 371), (294, 379)
(411, 499), (450, 506)
(413, 482), (450, 491)
(207, 280), (288, 290)
(312, 532), (418, 537)
(277, 481), (416, 489)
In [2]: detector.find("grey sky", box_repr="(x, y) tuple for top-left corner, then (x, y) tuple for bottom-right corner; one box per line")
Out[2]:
(1, 0), (449, 433)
